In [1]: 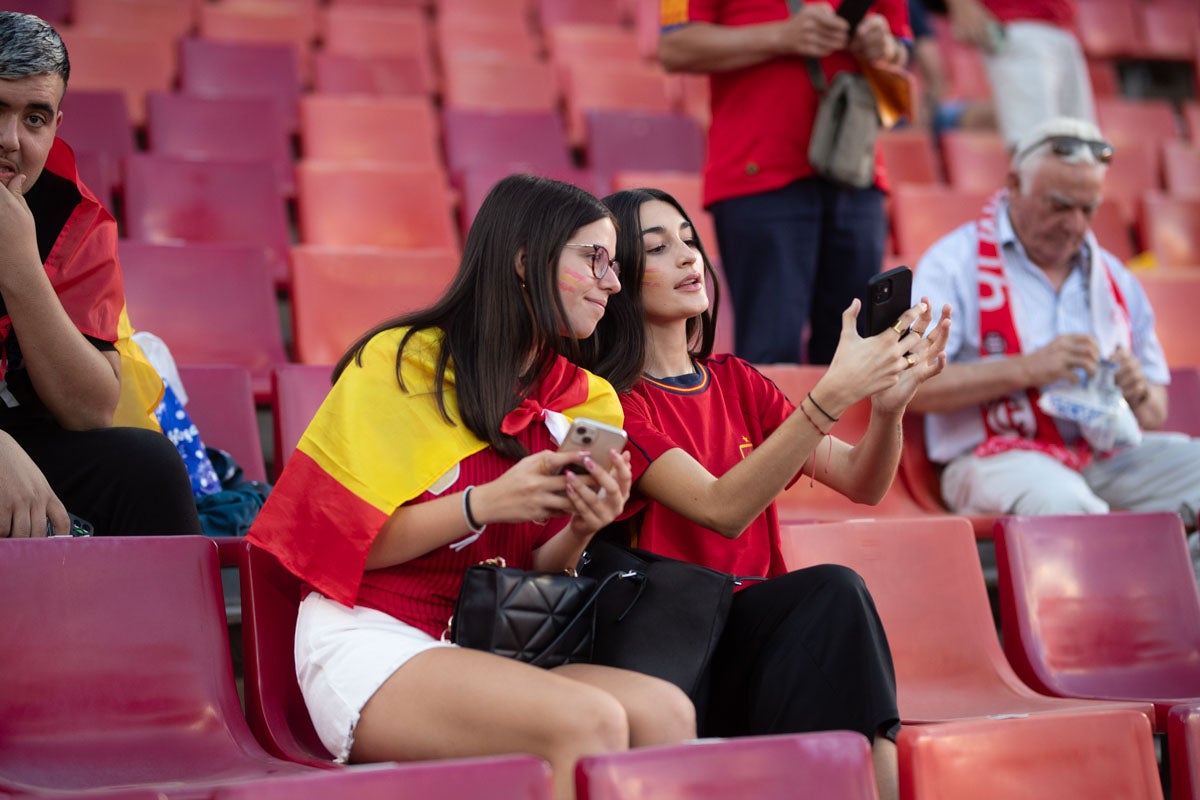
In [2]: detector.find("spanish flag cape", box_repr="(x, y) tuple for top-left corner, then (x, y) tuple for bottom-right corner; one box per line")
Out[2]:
(17, 138), (163, 428)
(248, 326), (623, 606)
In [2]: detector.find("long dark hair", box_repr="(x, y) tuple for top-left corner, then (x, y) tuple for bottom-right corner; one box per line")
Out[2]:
(582, 188), (720, 392)
(334, 174), (617, 460)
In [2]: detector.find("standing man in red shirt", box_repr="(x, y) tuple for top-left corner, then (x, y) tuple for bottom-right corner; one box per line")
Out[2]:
(658, 0), (911, 365)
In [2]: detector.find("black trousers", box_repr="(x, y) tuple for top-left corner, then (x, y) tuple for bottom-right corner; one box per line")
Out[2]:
(703, 564), (900, 742)
(10, 422), (202, 536)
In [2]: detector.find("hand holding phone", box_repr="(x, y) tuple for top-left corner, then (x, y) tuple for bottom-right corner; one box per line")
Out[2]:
(858, 266), (913, 338)
(836, 0), (877, 36)
(557, 418), (628, 475)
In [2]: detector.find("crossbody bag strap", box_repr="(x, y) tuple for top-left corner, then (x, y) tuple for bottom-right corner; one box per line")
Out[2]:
(786, 0), (829, 92)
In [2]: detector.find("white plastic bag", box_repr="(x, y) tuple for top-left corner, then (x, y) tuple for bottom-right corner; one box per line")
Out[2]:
(1037, 360), (1141, 452)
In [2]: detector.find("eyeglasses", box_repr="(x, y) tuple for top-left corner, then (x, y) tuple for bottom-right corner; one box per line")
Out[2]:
(564, 243), (620, 281)
(1015, 135), (1114, 166)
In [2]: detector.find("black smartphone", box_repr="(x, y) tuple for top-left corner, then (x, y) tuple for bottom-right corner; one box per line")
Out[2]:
(46, 513), (94, 537)
(837, 0), (877, 36)
(859, 265), (913, 338)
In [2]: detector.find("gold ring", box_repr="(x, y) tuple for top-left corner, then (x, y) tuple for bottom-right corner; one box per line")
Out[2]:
(891, 319), (907, 336)
(905, 355), (917, 367)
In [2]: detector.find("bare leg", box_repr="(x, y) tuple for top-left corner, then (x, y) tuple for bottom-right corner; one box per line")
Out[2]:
(351, 647), (631, 800)
(553, 663), (696, 747)
(874, 737), (898, 800)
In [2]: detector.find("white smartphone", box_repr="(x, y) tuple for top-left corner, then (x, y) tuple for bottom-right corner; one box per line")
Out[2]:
(557, 417), (628, 474)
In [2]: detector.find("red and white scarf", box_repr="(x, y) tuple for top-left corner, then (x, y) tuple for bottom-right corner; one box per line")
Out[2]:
(973, 191), (1132, 471)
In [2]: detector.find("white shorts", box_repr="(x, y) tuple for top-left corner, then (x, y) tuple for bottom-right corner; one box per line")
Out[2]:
(294, 592), (455, 762)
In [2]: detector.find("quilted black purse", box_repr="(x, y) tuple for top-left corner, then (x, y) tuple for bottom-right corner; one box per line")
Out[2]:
(448, 558), (638, 669)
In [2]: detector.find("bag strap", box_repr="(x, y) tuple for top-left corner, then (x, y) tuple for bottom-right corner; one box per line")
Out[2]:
(528, 569), (642, 668)
(786, 0), (829, 93)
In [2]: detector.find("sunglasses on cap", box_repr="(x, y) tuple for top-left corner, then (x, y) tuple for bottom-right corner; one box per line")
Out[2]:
(1015, 135), (1114, 166)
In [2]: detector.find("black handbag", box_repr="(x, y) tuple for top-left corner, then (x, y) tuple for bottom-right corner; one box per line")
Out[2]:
(448, 558), (638, 669)
(580, 538), (754, 702)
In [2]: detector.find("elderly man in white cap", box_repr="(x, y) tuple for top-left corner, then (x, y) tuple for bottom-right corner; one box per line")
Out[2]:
(907, 116), (1200, 538)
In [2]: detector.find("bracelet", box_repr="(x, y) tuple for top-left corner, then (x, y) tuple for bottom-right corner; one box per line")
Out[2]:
(462, 485), (486, 534)
(807, 392), (839, 423)
(798, 400), (830, 437)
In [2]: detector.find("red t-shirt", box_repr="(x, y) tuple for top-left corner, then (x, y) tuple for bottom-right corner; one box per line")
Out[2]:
(355, 423), (567, 639)
(983, 0), (1074, 28)
(620, 355), (796, 580)
(663, 0), (911, 207)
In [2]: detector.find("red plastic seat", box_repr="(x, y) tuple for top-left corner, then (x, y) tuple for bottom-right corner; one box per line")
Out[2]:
(442, 109), (573, 180)
(1162, 141), (1200, 200)
(1087, 57), (1121, 98)
(1169, 703), (1200, 800)
(272, 364), (333, 479)
(435, 17), (541, 63)
(179, 38), (302, 134)
(55, 89), (135, 186)
(457, 163), (601, 237)
(582, 110), (705, 183)
(441, 56), (559, 113)
(295, 162), (458, 251)
(940, 130), (1009, 194)
(213, 757), (553, 799)
(1075, 0), (1143, 60)
(0, 536), (317, 795)
(890, 184), (991, 259)
(780, 516), (1156, 724)
(290, 245), (458, 365)
(119, 241), (289, 403)
(536, 0), (622, 26)
(1104, 138), (1161, 225)
(575, 732), (878, 800)
(1091, 199), (1136, 263)
(898, 413), (998, 539)
(145, 91), (294, 196)
(1165, 367), (1200, 437)
(320, 5), (434, 90)
(1137, 269), (1200, 367)
(176, 365), (269, 484)
(1141, 193), (1200, 270)
(312, 52), (431, 97)
(299, 95), (441, 166)
(877, 128), (942, 186)
(995, 511), (1200, 732)
(122, 153), (293, 287)
(56, 27), (177, 127)
(1096, 97), (1181, 147)
(4, 0), (70, 23)
(198, 0), (318, 81)
(560, 60), (675, 147)
(899, 710), (1163, 800)
(1138, 3), (1199, 62)
(544, 22), (640, 67)
(71, 0), (196, 40)
(1186, 104), (1200, 142)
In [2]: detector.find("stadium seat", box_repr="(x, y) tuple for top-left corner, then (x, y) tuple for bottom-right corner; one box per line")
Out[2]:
(890, 184), (991, 259)
(177, 365), (269, 485)
(295, 162), (458, 251)
(1163, 141), (1200, 200)
(320, 5), (434, 89)
(122, 153), (293, 287)
(442, 109), (574, 180)
(941, 43), (991, 102)
(441, 55), (559, 113)
(457, 163), (601, 236)
(312, 52), (431, 96)
(272, 364), (332, 478)
(1075, 0), (1142, 60)
(583, 110), (705, 182)
(1165, 367), (1200, 437)
(559, 61), (676, 147)
(145, 91), (294, 196)
(179, 38), (302, 134)
(238, 540), (338, 766)
(5, 0), (69, 23)
(1139, 191), (1200, 269)
(940, 130), (1009, 193)
(1186, 104), (1200, 142)
(575, 732), (878, 800)
(995, 512), (1200, 731)
(435, 17), (541, 64)
(1169, 703), (1200, 800)
(1137, 270), (1200, 367)
(290, 246), (458, 365)
(439, 0), (529, 24)
(899, 710), (1163, 800)
(71, 148), (117, 211)
(877, 128), (942, 186)
(898, 414), (998, 539)
(56, 27), (177, 127)
(1096, 97), (1181, 147)
(536, 0), (622, 26)
(544, 22), (641, 67)
(1087, 57), (1120, 99)
(198, 0), (318, 82)
(71, 0), (196, 40)
(1138, 2), (1199, 62)
(0, 536), (317, 794)
(56, 88), (135, 182)
(1095, 138), (1160, 226)
(119, 241), (290, 403)
(299, 95), (441, 166)
(780, 516), (1156, 724)
(1091, 200), (1136, 263)
(213, 757), (554, 799)
(669, 73), (712, 129)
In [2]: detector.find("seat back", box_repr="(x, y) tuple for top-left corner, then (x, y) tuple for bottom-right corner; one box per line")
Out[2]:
(1136, 270), (1200, 366)
(1102, 138), (1161, 226)
(442, 109), (572, 179)
(898, 413), (996, 538)
(312, 52), (431, 97)
(583, 110), (705, 182)
(877, 129), (941, 186)
(899, 710), (1163, 800)
(940, 130), (1009, 194)
(0, 536), (297, 792)
(57, 88), (136, 171)
(560, 60), (675, 146)
(1165, 367), (1200, 437)
(119, 240), (289, 402)
(177, 365), (268, 484)
(272, 364), (333, 479)
(214, 758), (553, 799)
(995, 512), (1200, 728)
(1140, 194), (1200, 272)
(1096, 97), (1181, 148)
(289, 245), (458, 365)
(1162, 141), (1200, 200)
(891, 185), (991, 259)
(1169, 703), (1200, 800)
(56, 27), (177, 126)
(72, 0), (196, 40)
(299, 95), (441, 166)
(239, 541), (336, 766)
(575, 732), (878, 800)
(179, 38), (301, 133)
(441, 55), (559, 114)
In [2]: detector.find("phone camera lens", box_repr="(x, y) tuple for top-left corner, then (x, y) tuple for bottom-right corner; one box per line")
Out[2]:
(874, 282), (892, 303)
(581, 435), (593, 445)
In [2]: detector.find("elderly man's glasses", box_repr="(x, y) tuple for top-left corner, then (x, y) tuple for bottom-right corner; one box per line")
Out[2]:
(1016, 135), (1114, 166)
(564, 243), (620, 281)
